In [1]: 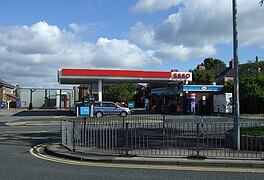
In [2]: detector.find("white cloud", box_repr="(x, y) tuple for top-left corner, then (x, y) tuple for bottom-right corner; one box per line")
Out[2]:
(69, 22), (102, 33)
(0, 21), (161, 87)
(129, 0), (264, 61)
(131, 0), (182, 13)
(129, 22), (155, 47)
(69, 23), (90, 33)
(93, 38), (161, 68)
(0, 21), (63, 55)
(155, 45), (216, 61)
(155, 0), (232, 46)
(237, 1), (264, 48)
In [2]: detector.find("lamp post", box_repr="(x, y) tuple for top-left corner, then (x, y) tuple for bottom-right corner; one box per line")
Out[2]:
(232, 0), (240, 150)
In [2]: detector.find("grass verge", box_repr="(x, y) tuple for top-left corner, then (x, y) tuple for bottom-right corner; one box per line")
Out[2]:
(241, 126), (264, 137)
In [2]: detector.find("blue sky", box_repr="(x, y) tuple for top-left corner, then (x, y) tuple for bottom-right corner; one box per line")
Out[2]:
(0, 0), (263, 87)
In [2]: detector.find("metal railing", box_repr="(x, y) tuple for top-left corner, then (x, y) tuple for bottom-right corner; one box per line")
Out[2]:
(61, 115), (264, 159)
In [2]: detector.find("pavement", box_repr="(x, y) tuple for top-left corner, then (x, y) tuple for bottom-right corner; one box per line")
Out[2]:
(44, 143), (264, 168)
(0, 108), (25, 116)
(0, 109), (73, 125)
(2, 108), (264, 168)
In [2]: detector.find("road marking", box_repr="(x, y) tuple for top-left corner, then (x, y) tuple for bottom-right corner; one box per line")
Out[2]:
(30, 144), (264, 173)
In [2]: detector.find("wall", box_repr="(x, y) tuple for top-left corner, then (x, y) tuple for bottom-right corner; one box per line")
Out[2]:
(18, 88), (74, 109)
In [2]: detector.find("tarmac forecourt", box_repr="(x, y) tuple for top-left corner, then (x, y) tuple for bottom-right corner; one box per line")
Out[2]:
(30, 143), (264, 173)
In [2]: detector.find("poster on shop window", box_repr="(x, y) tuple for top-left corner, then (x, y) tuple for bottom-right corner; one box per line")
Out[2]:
(213, 93), (233, 113)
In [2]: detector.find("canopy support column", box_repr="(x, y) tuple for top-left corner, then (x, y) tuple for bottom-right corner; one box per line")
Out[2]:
(98, 80), (103, 102)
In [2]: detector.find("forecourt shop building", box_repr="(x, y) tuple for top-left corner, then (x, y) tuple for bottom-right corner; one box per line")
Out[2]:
(57, 68), (223, 114)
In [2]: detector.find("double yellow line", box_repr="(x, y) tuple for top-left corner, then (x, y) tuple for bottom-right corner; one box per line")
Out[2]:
(30, 144), (264, 173)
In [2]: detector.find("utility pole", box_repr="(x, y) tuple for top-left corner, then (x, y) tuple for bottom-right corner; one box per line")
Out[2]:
(232, 0), (240, 150)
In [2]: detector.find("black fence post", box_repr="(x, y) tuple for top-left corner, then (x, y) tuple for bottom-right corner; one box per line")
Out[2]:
(163, 115), (165, 135)
(125, 122), (129, 156)
(83, 117), (87, 147)
(196, 123), (200, 158)
(60, 119), (62, 146)
(122, 116), (125, 130)
(72, 121), (76, 152)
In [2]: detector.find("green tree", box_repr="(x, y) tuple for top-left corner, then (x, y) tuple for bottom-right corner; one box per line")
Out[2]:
(103, 83), (136, 102)
(260, 0), (263, 6)
(239, 61), (264, 76)
(203, 58), (226, 70)
(224, 73), (264, 113)
(239, 74), (264, 113)
(223, 80), (233, 93)
(190, 57), (225, 85)
(191, 69), (215, 85)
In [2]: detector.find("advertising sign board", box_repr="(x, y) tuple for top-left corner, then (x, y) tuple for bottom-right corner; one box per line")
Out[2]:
(213, 93), (233, 113)
(80, 106), (90, 116)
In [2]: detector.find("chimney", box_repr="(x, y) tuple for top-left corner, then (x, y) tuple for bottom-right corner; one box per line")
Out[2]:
(229, 59), (234, 69)
(170, 69), (179, 72)
(197, 63), (206, 70)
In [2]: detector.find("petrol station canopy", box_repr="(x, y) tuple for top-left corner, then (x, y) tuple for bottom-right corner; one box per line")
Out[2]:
(58, 68), (192, 102)
(57, 68), (192, 84)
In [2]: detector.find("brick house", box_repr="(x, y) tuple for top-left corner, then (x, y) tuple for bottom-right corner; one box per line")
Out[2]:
(214, 60), (235, 85)
(0, 79), (17, 107)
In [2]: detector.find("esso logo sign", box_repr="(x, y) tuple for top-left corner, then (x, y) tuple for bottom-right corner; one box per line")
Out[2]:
(171, 72), (192, 81)
(172, 73), (190, 79)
